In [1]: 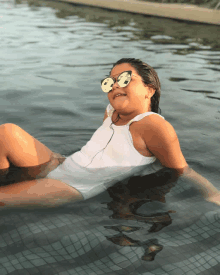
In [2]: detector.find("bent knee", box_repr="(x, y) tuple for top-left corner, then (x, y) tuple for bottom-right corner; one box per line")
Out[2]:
(2, 123), (22, 138)
(2, 123), (28, 148)
(0, 123), (15, 135)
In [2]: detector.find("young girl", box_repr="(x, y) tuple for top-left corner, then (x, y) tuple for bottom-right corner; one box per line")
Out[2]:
(0, 58), (219, 208)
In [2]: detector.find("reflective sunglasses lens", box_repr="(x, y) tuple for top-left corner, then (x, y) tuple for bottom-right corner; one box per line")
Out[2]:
(101, 77), (114, 93)
(117, 71), (131, 88)
(101, 71), (132, 93)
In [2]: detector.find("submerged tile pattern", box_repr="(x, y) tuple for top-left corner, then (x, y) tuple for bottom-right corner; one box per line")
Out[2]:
(0, 179), (220, 275)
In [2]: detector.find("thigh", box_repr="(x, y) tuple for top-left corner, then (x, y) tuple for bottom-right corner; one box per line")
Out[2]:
(0, 178), (84, 208)
(1, 123), (54, 167)
(0, 154), (66, 186)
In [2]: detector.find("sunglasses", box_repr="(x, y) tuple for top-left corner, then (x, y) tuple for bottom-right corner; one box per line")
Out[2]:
(101, 70), (138, 93)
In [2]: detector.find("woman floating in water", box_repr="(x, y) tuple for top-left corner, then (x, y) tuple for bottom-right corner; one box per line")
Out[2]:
(0, 58), (219, 208)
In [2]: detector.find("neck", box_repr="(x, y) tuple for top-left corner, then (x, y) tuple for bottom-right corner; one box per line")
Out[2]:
(116, 107), (152, 123)
(113, 112), (145, 125)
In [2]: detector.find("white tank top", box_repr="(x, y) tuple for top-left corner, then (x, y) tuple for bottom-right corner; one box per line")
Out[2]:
(57, 104), (165, 189)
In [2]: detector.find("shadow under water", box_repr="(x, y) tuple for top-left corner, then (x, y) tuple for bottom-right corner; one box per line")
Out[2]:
(0, 163), (178, 262)
(103, 168), (178, 261)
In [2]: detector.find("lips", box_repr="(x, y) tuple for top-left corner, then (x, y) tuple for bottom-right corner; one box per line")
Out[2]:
(114, 93), (126, 99)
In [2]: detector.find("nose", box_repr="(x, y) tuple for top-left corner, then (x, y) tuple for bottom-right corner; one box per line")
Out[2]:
(111, 79), (120, 91)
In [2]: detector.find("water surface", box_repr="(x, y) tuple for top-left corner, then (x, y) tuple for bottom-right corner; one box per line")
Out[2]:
(0, 0), (220, 274)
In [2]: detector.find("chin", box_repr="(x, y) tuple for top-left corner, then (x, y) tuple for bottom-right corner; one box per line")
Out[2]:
(112, 101), (128, 110)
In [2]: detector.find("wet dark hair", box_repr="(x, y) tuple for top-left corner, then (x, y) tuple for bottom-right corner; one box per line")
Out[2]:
(110, 58), (161, 114)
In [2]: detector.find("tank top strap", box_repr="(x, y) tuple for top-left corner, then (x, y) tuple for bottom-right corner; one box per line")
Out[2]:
(127, 112), (164, 126)
(106, 104), (164, 125)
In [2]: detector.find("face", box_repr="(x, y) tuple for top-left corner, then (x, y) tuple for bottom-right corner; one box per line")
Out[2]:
(106, 63), (154, 114)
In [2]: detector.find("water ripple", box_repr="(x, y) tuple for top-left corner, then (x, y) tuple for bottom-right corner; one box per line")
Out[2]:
(181, 89), (216, 94)
(0, 1), (220, 273)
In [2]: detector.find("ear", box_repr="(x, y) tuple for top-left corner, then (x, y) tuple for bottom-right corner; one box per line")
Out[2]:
(145, 86), (155, 99)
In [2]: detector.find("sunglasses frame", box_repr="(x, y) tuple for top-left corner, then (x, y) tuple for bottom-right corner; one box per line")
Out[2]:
(101, 70), (138, 93)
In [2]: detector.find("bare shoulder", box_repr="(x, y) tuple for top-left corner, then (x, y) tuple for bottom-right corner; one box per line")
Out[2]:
(141, 114), (187, 170)
(141, 114), (177, 142)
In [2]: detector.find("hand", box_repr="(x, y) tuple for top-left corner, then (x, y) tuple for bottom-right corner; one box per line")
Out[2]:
(206, 192), (220, 206)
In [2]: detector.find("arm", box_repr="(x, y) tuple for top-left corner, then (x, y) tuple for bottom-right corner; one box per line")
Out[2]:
(143, 115), (220, 205)
(180, 167), (220, 203)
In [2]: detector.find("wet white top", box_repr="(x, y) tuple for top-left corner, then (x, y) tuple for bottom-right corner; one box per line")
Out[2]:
(47, 104), (165, 199)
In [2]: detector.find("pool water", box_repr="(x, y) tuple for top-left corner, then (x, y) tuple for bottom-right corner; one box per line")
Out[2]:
(0, 0), (220, 274)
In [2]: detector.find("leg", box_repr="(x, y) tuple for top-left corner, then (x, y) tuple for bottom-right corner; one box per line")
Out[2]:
(0, 124), (83, 207)
(0, 177), (83, 208)
(0, 123), (54, 169)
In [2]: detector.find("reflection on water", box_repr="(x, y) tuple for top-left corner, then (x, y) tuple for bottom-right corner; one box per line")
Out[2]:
(103, 168), (176, 261)
(106, 234), (164, 262)
(0, 0), (220, 274)
(21, 0), (220, 51)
